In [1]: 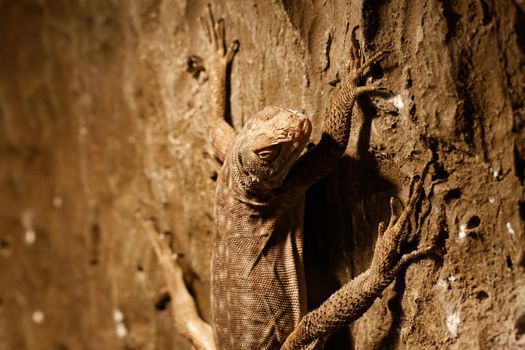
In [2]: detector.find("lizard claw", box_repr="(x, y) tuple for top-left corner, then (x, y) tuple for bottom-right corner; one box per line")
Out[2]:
(407, 175), (419, 202)
(348, 26), (361, 71)
(199, 5), (222, 52)
(370, 161), (434, 273)
(354, 85), (392, 97)
(391, 245), (438, 273)
(204, 4), (218, 50)
(216, 18), (225, 54)
(202, 5), (232, 57)
(388, 197), (398, 228)
(226, 39), (240, 63)
(345, 27), (391, 92)
(197, 5), (238, 66)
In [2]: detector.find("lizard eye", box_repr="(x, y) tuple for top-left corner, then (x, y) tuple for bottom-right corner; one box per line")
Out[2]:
(254, 144), (281, 162)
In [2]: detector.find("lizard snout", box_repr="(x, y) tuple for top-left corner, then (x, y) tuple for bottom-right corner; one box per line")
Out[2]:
(290, 117), (312, 142)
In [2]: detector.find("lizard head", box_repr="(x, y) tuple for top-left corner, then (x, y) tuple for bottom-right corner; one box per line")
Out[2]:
(231, 105), (312, 193)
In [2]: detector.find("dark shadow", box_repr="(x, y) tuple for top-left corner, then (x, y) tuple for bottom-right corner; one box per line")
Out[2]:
(304, 96), (396, 349)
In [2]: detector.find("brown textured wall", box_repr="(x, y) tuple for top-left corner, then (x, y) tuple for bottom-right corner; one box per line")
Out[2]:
(0, 0), (523, 349)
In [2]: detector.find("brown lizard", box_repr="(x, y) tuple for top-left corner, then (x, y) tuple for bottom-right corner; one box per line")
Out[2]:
(143, 6), (435, 350)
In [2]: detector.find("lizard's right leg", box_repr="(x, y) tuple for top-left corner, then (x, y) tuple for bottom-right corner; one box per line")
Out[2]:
(281, 162), (435, 350)
(191, 5), (239, 162)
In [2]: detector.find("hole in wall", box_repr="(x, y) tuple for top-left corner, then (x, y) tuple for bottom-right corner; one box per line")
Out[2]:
(475, 290), (489, 301)
(154, 291), (171, 311)
(507, 255), (513, 268)
(136, 264), (144, 272)
(444, 188), (462, 203)
(369, 62), (384, 80)
(186, 55), (204, 78)
(516, 313), (525, 339)
(514, 144), (525, 184)
(406, 75), (413, 88)
(441, 1), (461, 42)
(210, 171), (218, 182)
(432, 164), (450, 181)
(466, 215), (481, 229)
(89, 223), (101, 266)
(0, 239), (9, 251)
(162, 230), (173, 240)
(480, 0), (492, 25)
(515, 3), (525, 56)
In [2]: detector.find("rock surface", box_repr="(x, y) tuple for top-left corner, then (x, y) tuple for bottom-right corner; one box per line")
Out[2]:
(0, 0), (524, 349)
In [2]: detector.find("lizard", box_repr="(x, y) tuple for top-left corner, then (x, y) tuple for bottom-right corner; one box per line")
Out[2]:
(142, 5), (436, 350)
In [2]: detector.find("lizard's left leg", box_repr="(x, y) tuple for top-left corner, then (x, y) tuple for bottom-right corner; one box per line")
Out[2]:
(189, 5), (239, 162)
(369, 161), (434, 275)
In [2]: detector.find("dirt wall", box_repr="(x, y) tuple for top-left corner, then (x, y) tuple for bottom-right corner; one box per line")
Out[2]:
(0, 0), (524, 349)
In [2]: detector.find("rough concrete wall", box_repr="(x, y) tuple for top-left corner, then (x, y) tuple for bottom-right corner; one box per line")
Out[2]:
(0, 0), (523, 349)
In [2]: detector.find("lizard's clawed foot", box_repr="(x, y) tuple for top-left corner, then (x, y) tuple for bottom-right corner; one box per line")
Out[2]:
(226, 39), (240, 64)
(346, 26), (391, 96)
(200, 4), (239, 65)
(187, 5), (239, 79)
(371, 161), (433, 273)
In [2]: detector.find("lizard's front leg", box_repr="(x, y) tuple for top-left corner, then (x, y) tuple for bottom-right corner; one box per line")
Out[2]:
(281, 162), (436, 350)
(286, 28), (389, 192)
(323, 27), (390, 148)
(189, 5), (239, 162)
